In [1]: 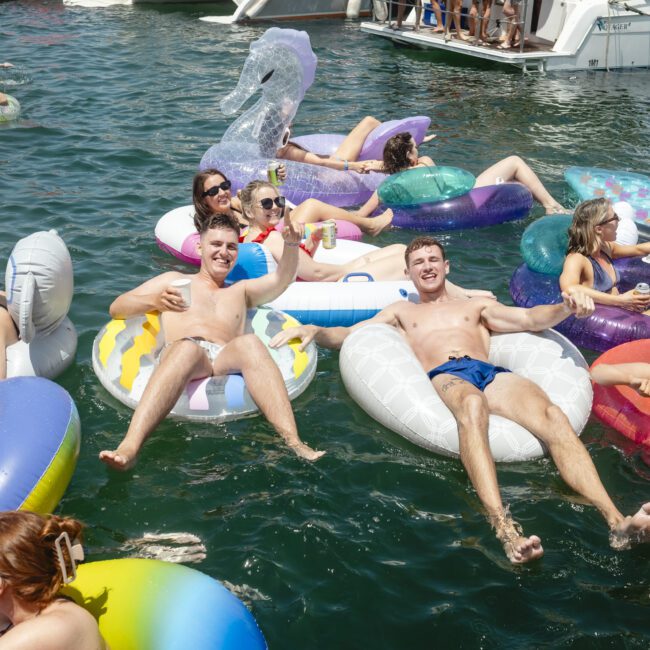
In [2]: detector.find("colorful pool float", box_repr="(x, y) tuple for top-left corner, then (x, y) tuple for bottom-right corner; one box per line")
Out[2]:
(388, 182), (533, 231)
(590, 339), (650, 448)
(0, 376), (80, 513)
(565, 166), (650, 235)
(92, 307), (316, 422)
(339, 325), (591, 462)
(199, 28), (387, 207)
(155, 204), (362, 270)
(61, 559), (267, 650)
(509, 259), (650, 352)
(0, 93), (20, 122)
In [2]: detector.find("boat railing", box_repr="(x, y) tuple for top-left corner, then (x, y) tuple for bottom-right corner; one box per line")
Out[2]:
(370, 0), (529, 54)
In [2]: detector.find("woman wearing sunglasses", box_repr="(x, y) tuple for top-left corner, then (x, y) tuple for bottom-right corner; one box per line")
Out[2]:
(559, 198), (650, 314)
(238, 180), (495, 299)
(193, 169), (394, 237)
(0, 511), (105, 649)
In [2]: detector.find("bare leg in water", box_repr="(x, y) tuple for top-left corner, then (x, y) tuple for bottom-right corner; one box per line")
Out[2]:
(475, 155), (565, 213)
(291, 198), (393, 237)
(99, 336), (324, 470)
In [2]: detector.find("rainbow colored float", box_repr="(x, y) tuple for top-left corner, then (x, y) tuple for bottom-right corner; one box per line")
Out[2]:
(92, 307), (316, 421)
(0, 376), (80, 513)
(61, 559), (267, 650)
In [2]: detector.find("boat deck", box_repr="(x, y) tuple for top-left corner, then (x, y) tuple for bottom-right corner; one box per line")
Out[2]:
(360, 21), (571, 71)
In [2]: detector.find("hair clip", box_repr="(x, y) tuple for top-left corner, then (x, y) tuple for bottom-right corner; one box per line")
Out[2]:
(54, 532), (85, 584)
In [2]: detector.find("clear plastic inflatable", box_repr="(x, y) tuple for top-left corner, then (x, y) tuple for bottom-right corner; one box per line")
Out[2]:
(5, 230), (77, 378)
(199, 28), (387, 207)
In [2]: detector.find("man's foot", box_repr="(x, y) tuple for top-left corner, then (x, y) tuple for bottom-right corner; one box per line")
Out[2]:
(610, 503), (650, 549)
(289, 441), (326, 461)
(432, 27), (445, 33)
(495, 519), (544, 564)
(498, 42), (512, 50)
(455, 32), (470, 41)
(99, 445), (138, 471)
(365, 209), (394, 237)
(422, 134), (437, 143)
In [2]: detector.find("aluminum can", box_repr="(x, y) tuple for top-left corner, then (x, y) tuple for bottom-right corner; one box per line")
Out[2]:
(634, 282), (650, 295)
(267, 161), (282, 187)
(322, 220), (336, 249)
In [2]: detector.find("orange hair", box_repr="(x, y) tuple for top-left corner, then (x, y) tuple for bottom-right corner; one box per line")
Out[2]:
(0, 511), (83, 610)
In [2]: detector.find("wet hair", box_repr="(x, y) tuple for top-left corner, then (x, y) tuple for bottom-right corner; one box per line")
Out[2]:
(0, 511), (83, 610)
(566, 198), (610, 255)
(238, 180), (277, 225)
(196, 212), (240, 237)
(192, 168), (231, 231)
(382, 132), (415, 175)
(405, 236), (446, 266)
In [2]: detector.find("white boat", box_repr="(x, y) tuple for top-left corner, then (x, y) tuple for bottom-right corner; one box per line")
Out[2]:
(201, 0), (374, 24)
(360, 0), (650, 71)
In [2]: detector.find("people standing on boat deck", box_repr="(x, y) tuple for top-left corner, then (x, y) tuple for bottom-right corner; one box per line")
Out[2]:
(0, 511), (106, 649)
(359, 131), (566, 214)
(469, 0), (493, 43)
(194, 168), (394, 236)
(275, 115), (436, 175)
(591, 362), (650, 397)
(99, 211), (325, 471)
(269, 236), (650, 564)
(499, 0), (524, 49)
(559, 198), (650, 315)
(389, 0), (423, 31)
(445, 0), (469, 40)
(0, 291), (19, 380)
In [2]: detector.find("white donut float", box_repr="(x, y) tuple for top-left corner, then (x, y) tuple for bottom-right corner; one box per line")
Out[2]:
(339, 324), (592, 462)
(5, 230), (77, 378)
(155, 204), (362, 269)
(92, 307), (316, 422)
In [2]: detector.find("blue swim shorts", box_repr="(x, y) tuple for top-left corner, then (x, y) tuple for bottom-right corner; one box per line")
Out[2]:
(427, 355), (510, 392)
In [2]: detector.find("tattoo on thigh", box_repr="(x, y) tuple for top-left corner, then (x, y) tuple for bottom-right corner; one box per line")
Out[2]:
(440, 377), (467, 393)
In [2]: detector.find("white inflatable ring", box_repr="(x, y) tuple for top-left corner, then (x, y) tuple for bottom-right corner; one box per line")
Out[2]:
(93, 307), (316, 422)
(339, 324), (592, 462)
(7, 317), (77, 379)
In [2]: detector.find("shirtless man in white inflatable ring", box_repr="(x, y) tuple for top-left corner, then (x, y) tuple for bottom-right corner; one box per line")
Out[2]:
(270, 235), (650, 563)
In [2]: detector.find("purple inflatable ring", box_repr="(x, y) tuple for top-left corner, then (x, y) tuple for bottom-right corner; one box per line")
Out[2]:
(389, 183), (533, 231)
(291, 116), (431, 161)
(509, 259), (650, 352)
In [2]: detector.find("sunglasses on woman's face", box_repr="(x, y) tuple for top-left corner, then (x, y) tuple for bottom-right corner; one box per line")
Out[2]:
(259, 196), (286, 210)
(202, 180), (232, 198)
(599, 214), (620, 226)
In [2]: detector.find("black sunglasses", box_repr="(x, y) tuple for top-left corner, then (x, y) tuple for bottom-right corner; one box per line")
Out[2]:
(202, 180), (232, 198)
(259, 196), (286, 210)
(599, 214), (620, 226)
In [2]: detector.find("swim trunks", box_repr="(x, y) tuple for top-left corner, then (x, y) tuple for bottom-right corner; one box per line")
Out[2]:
(427, 355), (510, 391)
(159, 337), (223, 366)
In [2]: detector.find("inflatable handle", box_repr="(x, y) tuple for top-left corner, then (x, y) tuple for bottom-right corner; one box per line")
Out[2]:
(18, 272), (36, 344)
(342, 272), (374, 282)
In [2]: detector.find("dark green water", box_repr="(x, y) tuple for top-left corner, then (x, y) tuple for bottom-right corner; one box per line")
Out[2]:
(1, 2), (650, 648)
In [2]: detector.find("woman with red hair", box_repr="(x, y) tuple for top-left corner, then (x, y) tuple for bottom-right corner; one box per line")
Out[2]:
(0, 511), (105, 649)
